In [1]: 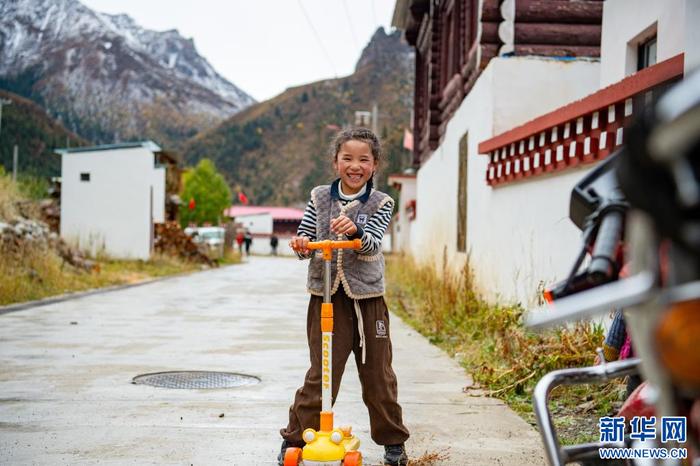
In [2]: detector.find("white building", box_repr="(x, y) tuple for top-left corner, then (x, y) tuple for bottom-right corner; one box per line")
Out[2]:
(56, 141), (166, 260)
(225, 206), (304, 256)
(394, 0), (698, 306)
(388, 172), (416, 254)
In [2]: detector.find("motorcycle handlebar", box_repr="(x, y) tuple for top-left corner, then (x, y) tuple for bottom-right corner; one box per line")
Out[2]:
(588, 209), (624, 284)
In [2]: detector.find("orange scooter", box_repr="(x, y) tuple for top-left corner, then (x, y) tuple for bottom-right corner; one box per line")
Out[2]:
(285, 239), (363, 466)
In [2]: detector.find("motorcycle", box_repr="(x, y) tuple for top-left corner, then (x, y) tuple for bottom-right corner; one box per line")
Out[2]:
(525, 71), (700, 465)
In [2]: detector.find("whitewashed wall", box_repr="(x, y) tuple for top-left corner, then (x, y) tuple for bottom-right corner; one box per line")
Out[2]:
(60, 147), (165, 260)
(686, 1), (700, 73)
(393, 178), (416, 253)
(152, 166), (165, 223)
(235, 213), (277, 256)
(236, 212), (273, 235)
(411, 57), (600, 306)
(600, 0), (695, 86)
(241, 236), (291, 256)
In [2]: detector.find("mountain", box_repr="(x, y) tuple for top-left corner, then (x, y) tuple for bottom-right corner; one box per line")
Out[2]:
(0, 0), (255, 149)
(183, 28), (415, 206)
(0, 89), (88, 177)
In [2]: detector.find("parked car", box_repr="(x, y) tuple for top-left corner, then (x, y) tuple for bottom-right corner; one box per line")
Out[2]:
(187, 226), (225, 258)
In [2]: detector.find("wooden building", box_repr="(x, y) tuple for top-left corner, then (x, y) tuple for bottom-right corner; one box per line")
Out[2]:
(393, 0), (604, 165)
(391, 0), (698, 306)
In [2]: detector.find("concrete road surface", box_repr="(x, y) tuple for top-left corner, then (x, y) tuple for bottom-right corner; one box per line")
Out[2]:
(0, 256), (545, 465)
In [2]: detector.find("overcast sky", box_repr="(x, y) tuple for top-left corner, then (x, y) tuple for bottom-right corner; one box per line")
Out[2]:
(81, 0), (398, 102)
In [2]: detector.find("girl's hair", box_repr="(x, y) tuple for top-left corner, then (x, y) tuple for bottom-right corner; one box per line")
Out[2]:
(329, 127), (382, 163)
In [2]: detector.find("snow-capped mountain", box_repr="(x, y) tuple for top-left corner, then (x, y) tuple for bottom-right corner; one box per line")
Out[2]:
(0, 0), (255, 146)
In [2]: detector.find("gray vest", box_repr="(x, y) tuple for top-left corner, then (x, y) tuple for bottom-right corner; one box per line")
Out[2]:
(307, 185), (392, 299)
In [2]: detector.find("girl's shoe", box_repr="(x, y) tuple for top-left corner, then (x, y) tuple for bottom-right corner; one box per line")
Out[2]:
(384, 444), (408, 466)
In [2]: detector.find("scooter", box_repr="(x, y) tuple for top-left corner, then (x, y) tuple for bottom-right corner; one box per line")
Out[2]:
(284, 239), (364, 466)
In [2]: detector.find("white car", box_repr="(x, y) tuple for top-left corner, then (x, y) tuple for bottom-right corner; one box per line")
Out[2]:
(189, 227), (225, 258)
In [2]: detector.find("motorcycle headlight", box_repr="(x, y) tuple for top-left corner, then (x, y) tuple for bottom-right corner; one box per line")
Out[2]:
(655, 299), (700, 392)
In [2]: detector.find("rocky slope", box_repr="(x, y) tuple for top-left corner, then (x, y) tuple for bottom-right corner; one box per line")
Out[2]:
(0, 0), (254, 149)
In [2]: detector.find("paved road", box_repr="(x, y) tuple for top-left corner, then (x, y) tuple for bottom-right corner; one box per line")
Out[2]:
(0, 256), (545, 465)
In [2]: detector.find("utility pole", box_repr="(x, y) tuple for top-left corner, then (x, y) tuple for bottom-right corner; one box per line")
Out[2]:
(371, 102), (378, 135)
(12, 145), (18, 182)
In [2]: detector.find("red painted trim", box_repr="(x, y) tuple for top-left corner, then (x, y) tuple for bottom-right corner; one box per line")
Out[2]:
(478, 54), (684, 154)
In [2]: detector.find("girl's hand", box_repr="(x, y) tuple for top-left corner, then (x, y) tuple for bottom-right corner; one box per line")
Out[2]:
(330, 215), (357, 236)
(289, 236), (310, 254)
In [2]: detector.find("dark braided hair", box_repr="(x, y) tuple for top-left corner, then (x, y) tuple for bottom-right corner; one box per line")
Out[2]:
(329, 127), (382, 164)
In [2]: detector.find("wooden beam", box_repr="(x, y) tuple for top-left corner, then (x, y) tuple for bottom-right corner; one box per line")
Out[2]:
(480, 44), (500, 69)
(514, 44), (600, 57)
(481, 0), (502, 22)
(481, 21), (500, 44)
(515, 0), (603, 24)
(409, 0), (430, 19)
(514, 23), (601, 46)
(439, 73), (463, 111)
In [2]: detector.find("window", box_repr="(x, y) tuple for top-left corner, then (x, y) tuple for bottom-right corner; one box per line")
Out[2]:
(80, 172), (90, 182)
(637, 36), (657, 71)
(457, 133), (468, 253)
(626, 23), (657, 76)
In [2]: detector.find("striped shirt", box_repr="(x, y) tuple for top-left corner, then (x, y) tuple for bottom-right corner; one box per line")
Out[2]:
(296, 186), (394, 257)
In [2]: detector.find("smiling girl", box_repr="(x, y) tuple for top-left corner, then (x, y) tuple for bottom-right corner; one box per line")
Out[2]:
(278, 128), (410, 466)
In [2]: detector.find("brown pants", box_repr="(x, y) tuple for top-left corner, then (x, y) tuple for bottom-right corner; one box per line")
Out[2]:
(280, 286), (410, 445)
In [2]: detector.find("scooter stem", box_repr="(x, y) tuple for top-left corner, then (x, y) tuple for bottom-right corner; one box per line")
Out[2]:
(306, 239), (362, 431)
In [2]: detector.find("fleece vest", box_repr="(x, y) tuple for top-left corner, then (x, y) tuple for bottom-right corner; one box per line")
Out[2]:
(306, 184), (392, 299)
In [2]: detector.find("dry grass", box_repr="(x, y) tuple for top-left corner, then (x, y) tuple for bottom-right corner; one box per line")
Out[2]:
(218, 248), (243, 265)
(386, 254), (625, 444)
(0, 241), (201, 306)
(0, 173), (21, 220)
(407, 450), (451, 465)
(0, 174), (224, 307)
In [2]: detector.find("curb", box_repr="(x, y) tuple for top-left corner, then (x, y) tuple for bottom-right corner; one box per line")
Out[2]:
(0, 266), (228, 316)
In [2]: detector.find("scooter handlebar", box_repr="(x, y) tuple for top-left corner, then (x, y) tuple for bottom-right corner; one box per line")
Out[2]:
(307, 239), (362, 260)
(307, 239), (362, 250)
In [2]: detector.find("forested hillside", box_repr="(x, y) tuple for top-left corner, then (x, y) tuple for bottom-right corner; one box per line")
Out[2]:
(0, 89), (87, 177)
(183, 28), (415, 205)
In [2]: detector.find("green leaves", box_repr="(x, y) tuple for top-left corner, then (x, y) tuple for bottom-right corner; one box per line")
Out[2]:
(179, 159), (231, 228)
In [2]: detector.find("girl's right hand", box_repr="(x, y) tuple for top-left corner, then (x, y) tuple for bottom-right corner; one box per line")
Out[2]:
(289, 236), (310, 254)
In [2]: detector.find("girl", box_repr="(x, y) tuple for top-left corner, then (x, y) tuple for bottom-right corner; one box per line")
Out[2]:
(278, 128), (409, 466)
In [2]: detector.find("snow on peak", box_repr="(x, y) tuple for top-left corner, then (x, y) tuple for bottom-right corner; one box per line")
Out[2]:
(0, 0), (255, 110)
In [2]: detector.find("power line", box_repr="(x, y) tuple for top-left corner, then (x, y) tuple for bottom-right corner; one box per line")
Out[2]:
(296, 0), (337, 77)
(341, 0), (359, 48)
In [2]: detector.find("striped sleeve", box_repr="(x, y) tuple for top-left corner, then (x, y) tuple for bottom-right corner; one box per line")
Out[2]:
(295, 198), (317, 259)
(354, 199), (394, 255)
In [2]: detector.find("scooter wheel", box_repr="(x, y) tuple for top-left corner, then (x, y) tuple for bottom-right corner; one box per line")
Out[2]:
(284, 447), (302, 466)
(343, 450), (362, 466)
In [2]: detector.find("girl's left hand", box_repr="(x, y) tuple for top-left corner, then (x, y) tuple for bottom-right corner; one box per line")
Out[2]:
(330, 215), (357, 236)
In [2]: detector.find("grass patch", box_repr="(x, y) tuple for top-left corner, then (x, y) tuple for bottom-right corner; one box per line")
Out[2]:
(0, 243), (201, 306)
(217, 249), (243, 266)
(386, 255), (625, 444)
(0, 172), (22, 219)
(1, 172), (241, 307)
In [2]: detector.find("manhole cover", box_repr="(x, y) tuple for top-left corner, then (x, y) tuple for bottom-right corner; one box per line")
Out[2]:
(132, 371), (260, 389)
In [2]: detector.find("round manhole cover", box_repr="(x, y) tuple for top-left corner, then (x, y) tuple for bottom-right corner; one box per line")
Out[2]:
(132, 371), (260, 389)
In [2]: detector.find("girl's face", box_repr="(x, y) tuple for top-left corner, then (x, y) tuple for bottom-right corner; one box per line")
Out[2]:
(334, 139), (377, 195)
